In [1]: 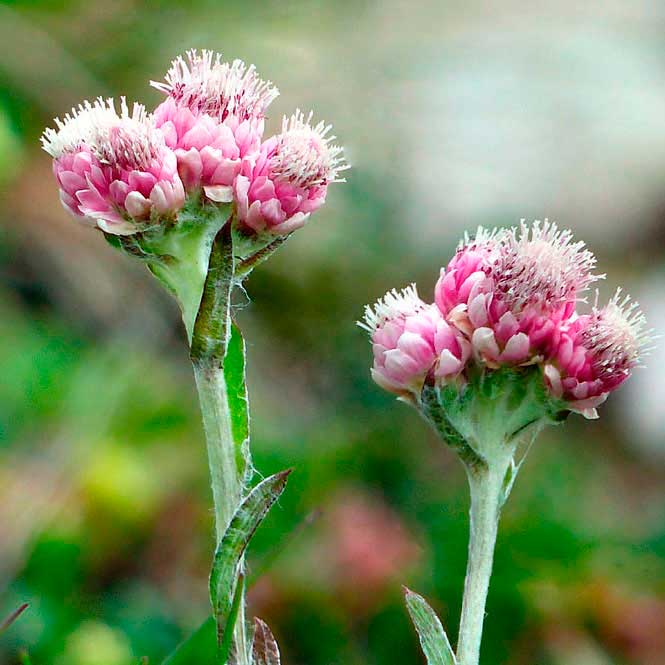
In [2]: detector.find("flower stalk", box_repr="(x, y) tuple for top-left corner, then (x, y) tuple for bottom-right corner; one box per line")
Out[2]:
(192, 359), (240, 541)
(456, 459), (509, 665)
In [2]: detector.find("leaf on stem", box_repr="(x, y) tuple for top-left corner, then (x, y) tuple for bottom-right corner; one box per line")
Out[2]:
(404, 588), (457, 665)
(161, 617), (217, 665)
(191, 220), (235, 367)
(217, 574), (245, 664)
(224, 322), (252, 484)
(234, 236), (288, 281)
(209, 471), (292, 641)
(251, 618), (281, 665)
(18, 650), (32, 665)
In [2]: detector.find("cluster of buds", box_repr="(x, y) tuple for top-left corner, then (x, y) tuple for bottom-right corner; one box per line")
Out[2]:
(362, 221), (649, 420)
(42, 49), (347, 237)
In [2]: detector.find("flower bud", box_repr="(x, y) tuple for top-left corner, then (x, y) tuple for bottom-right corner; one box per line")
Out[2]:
(360, 285), (470, 397)
(235, 110), (347, 235)
(151, 50), (277, 201)
(42, 98), (184, 235)
(544, 290), (650, 418)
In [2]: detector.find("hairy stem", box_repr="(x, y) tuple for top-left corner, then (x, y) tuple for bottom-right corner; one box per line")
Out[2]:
(190, 220), (236, 537)
(456, 459), (509, 665)
(190, 220), (249, 664)
(192, 364), (241, 541)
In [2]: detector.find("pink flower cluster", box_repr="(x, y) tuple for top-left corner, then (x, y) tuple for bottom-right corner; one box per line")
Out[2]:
(42, 99), (184, 235)
(42, 50), (347, 236)
(362, 221), (649, 418)
(359, 285), (470, 397)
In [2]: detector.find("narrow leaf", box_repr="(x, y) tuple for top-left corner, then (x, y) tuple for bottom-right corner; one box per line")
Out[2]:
(18, 651), (32, 665)
(251, 618), (281, 665)
(234, 236), (287, 280)
(218, 574), (245, 664)
(404, 588), (457, 665)
(224, 322), (252, 483)
(209, 470), (292, 625)
(0, 603), (28, 634)
(190, 220), (234, 367)
(162, 617), (217, 665)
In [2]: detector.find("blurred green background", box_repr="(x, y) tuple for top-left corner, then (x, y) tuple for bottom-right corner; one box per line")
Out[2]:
(1, 2), (664, 664)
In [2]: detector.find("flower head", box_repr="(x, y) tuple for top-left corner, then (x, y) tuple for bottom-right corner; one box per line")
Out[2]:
(359, 285), (469, 397)
(436, 220), (602, 366)
(545, 289), (650, 418)
(153, 97), (254, 203)
(365, 221), (647, 421)
(151, 50), (278, 202)
(235, 110), (348, 234)
(151, 49), (278, 123)
(435, 226), (502, 317)
(492, 220), (600, 317)
(41, 98), (117, 159)
(42, 98), (184, 234)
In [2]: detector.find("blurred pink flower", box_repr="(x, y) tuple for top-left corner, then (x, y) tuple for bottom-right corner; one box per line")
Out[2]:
(544, 289), (649, 418)
(235, 110), (347, 234)
(328, 490), (420, 601)
(360, 284), (470, 396)
(42, 98), (184, 235)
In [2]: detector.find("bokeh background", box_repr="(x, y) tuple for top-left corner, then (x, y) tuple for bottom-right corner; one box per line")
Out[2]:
(1, 2), (664, 664)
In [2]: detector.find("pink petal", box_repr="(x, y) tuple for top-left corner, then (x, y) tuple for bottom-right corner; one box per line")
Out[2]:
(468, 293), (489, 328)
(495, 312), (519, 344)
(383, 349), (421, 380)
(124, 191), (151, 218)
(58, 170), (87, 193)
(500, 333), (530, 363)
(204, 185), (234, 202)
(436, 349), (462, 377)
(471, 327), (500, 360)
(260, 198), (286, 225)
(397, 332), (434, 368)
(370, 367), (405, 394)
(176, 148), (203, 190)
(271, 212), (309, 234)
(245, 200), (266, 232)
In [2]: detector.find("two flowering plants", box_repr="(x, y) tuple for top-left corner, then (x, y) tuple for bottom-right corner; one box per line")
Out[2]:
(38, 49), (649, 665)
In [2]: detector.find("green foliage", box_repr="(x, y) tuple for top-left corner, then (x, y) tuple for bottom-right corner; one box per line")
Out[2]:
(209, 471), (291, 652)
(404, 589), (456, 665)
(224, 323), (252, 484)
(218, 575), (245, 664)
(421, 366), (567, 469)
(0, 604), (28, 635)
(162, 618), (216, 665)
(131, 197), (232, 340)
(18, 649), (32, 665)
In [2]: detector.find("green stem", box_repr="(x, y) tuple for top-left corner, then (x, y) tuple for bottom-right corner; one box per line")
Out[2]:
(189, 221), (249, 664)
(190, 220), (237, 538)
(456, 458), (510, 665)
(192, 363), (240, 541)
